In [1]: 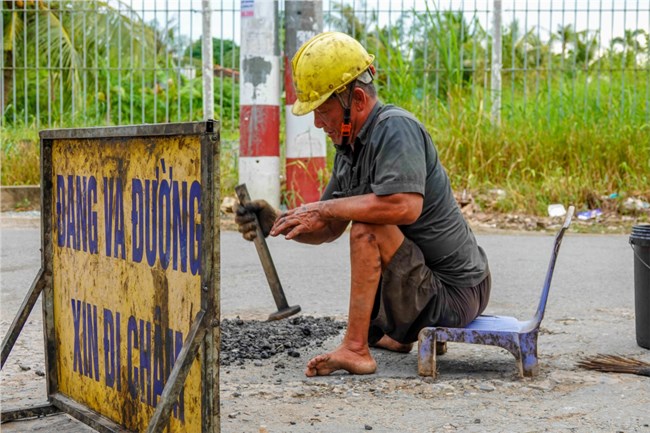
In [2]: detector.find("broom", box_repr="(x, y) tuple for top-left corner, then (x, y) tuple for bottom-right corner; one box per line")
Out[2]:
(577, 354), (650, 377)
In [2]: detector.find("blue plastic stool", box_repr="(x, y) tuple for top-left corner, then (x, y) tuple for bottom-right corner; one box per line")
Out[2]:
(418, 206), (574, 378)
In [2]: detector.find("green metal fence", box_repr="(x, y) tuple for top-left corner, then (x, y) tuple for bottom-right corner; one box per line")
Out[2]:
(2, 0), (649, 131)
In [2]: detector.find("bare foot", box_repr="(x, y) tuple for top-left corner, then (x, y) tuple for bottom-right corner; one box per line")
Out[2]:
(305, 345), (377, 377)
(371, 335), (413, 353)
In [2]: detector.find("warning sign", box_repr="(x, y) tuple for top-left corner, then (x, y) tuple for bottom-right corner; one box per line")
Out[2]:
(39, 122), (220, 432)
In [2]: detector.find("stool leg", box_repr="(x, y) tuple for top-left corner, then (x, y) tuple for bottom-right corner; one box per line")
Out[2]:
(519, 331), (540, 377)
(418, 329), (438, 378)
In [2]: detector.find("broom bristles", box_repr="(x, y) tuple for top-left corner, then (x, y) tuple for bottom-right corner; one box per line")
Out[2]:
(577, 354), (650, 377)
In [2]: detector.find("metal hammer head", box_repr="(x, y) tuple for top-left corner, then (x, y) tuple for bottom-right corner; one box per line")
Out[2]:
(267, 305), (301, 321)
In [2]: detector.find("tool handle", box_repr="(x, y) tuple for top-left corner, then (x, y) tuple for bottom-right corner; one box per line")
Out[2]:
(235, 184), (289, 310)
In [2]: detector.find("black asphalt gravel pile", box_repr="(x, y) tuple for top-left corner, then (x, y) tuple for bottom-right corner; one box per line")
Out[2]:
(220, 315), (346, 367)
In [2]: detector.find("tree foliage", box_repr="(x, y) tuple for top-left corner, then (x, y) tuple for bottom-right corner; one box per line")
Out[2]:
(2, 1), (648, 129)
(1, 1), (239, 127)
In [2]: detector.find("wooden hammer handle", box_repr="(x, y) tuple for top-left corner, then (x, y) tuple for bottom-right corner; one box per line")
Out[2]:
(235, 184), (290, 310)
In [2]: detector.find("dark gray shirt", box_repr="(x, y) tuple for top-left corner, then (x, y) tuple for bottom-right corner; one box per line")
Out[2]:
(322, 102), (489, 287)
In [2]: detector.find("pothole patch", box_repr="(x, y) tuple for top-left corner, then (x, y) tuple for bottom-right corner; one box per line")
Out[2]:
(220, 315), (346, 366)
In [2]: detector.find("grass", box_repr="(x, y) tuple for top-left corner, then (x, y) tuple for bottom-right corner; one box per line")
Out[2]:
(219, 130), (241, 200)
(2, 76), (649, 220)
(0, 127), (41, 186)
(3, 0), (648, 222)
(414, 76), (650, 217)
(0, 124), (242, 206)
(4, 107), (646, 222)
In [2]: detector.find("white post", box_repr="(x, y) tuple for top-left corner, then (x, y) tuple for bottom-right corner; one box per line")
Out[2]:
(202, 0), (214, 120)
(491, 0), (502, 127)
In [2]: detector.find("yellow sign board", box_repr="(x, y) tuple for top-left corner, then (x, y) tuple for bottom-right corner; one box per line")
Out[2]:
(44, 123), (218, 432)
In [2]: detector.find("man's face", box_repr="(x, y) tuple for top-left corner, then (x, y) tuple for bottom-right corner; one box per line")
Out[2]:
(313, 96), (344, 145)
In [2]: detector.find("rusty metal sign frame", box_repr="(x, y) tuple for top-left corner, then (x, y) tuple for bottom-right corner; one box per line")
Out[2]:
(0, 121), (221, 433)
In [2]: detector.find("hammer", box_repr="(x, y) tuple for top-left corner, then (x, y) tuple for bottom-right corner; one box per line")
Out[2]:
(235, 184), (301, 321)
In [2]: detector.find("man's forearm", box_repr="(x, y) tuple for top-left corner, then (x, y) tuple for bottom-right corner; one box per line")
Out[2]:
(320, 193), (422, 226)
(270, 193), (421, 242)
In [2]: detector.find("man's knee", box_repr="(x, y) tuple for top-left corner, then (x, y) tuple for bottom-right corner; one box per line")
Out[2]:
(349, 222), (379, 246)
(349, 222), (404, 257)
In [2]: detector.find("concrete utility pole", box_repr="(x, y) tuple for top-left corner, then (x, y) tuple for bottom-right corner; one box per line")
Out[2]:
(239, 0), (281, 208)
(284, 0), (326, 207)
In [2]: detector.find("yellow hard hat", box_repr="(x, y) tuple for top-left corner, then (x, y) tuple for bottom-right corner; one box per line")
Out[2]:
(291, 32), (375, 116)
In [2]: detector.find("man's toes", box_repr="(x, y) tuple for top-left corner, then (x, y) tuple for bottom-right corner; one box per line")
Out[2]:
(308, 354), (328, 367)
(305, 354), (331, 376)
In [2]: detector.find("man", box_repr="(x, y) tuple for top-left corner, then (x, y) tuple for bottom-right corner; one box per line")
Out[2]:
(235, 32), (490, 377)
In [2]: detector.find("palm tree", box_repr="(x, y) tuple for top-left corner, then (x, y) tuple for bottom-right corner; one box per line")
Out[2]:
(552, 24), (598, 69)
(611, 29), (648, 67)
(3, 0), (87, 123)
(2, 0), (163, 126)
(555, 24), (575, 60)
(572, 29), (599, 68)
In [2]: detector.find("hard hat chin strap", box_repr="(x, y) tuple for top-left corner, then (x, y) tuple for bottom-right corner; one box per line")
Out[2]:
(340, 107), (352, 147)
(336, 81), (357, 147)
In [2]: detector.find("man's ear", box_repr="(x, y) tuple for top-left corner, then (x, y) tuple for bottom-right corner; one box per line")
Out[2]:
(353, 87), (367, 110)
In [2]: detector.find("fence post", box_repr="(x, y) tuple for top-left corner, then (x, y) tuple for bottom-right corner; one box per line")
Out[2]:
(284, 0), (327, 207)
(202, 0), (214, 120)
(239, 0), (281, 208)
(491, 0), (502, 127)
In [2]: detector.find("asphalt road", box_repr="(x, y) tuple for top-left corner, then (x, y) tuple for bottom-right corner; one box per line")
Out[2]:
(1, 214), (649, 432)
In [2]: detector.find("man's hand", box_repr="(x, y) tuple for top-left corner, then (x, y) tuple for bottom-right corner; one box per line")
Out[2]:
(270, 202), (328, 240)
(234, 199), (278, 241)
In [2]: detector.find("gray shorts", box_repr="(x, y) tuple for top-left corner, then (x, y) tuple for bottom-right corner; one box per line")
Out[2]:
(368, 237), (491, 345)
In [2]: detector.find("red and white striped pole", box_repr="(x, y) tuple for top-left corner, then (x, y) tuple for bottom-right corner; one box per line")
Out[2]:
(284, 0), (326, 208)
(239, 0), (281, 208)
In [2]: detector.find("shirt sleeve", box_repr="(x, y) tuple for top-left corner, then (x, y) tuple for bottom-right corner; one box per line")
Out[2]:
(369, 116), (429, 196)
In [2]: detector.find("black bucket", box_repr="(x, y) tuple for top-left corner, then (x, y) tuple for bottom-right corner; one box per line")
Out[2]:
(630, 224), (650, 349)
